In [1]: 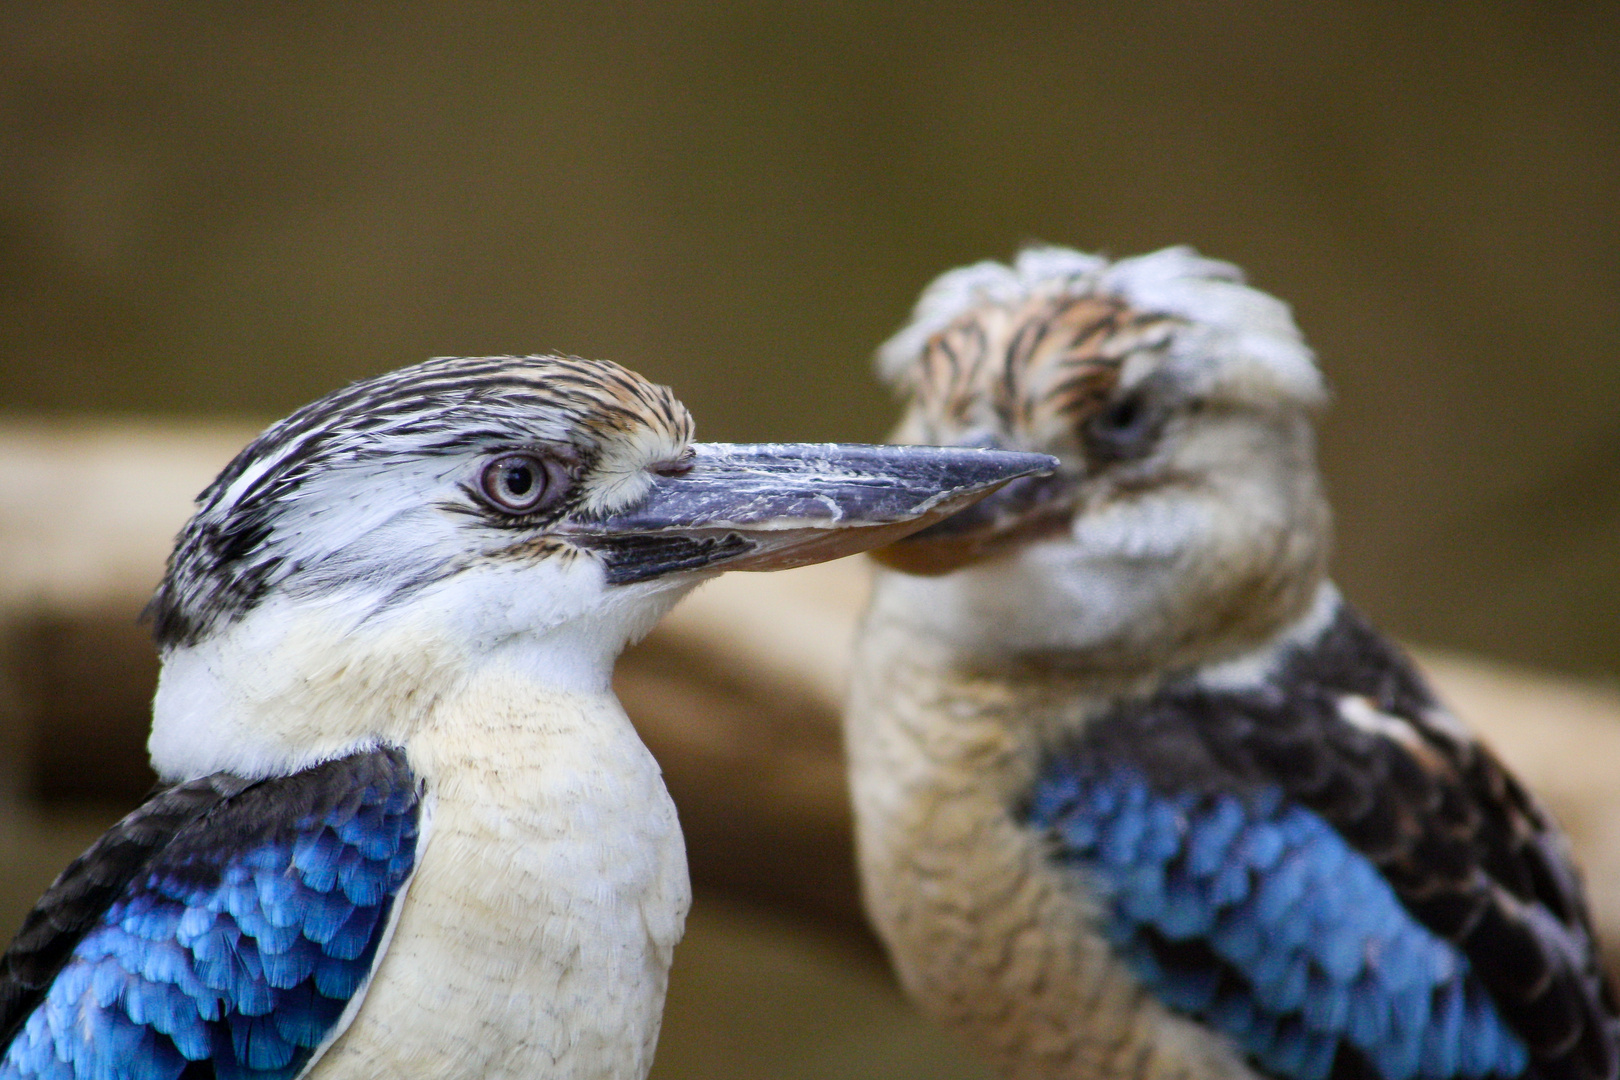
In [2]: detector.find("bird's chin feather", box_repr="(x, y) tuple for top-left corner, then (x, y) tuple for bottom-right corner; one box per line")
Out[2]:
(869, 470), (1077, 575)
(868, 478), (1323, 673)
(147, 555), (689, 782)
(867, 515), (1069, 576)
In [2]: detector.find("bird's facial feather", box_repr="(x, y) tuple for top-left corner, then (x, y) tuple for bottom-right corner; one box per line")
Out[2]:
(148, 541), (679, 781)
(147, 355), (694, 652)
(145, 355), (699, 780)
(873, 247), (1331, 669)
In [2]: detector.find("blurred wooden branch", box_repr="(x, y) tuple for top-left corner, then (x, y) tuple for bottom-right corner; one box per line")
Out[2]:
(3, 422), (1618, 975)
(0, 422), (259, 615)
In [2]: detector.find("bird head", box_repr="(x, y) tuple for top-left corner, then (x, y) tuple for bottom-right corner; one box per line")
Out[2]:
(146, 354), (1051, 780)
(869, 247), (1332, 672)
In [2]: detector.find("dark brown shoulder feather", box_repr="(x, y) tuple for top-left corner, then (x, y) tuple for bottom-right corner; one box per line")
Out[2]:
(1280, 608), (1617, 1080)
(1079, 603), (1619, 1080)
(0, 773), (249, 1047)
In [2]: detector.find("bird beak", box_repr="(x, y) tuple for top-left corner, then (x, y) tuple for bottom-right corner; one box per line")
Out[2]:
(866, 466), (1077, 576)
(561, 443), (1057, 584)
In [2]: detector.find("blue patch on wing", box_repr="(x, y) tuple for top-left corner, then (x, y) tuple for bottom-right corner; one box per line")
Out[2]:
(1027, 765), (1529, 1080)
(0, 754), (419, 1080)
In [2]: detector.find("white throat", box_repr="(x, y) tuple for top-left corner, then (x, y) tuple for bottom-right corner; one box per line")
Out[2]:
(148, 565), (696, 782)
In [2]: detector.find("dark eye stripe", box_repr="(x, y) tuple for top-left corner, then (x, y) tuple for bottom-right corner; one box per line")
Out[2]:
(147, 354), (692, 650)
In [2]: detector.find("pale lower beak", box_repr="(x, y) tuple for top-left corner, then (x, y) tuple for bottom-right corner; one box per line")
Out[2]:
(561, 442), (1057, 583)
(866, 467), (1077, 576)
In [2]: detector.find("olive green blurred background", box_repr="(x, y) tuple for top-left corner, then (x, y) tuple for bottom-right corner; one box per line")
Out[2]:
(1, 4), (1616, 1077)
(2, 0), (1616, 677)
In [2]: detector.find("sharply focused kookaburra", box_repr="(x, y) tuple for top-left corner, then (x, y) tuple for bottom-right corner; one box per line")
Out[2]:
(845, 248), (1619, 1080)
(0, 354), (1053, 1080)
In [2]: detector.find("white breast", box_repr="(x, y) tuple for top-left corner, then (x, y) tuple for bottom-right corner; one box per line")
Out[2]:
(309, 672), (690, 1080)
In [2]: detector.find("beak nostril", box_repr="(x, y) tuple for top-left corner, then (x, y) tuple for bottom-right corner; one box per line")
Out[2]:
(648, 458), (693, 478)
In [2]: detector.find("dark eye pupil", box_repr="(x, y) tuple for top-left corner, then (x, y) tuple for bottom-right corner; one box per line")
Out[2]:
(481, 453), (555, 513)
(502, 464), (534, 496)
(1103, 397), (1140, 432)
(1082, 389), (1163, 466)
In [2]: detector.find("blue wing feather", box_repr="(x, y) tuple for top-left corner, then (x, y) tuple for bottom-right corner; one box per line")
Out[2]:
(1020, 603), (1619, 1080)
(0, 748), (419, 1080)
(1029, 764), (1529, 1080)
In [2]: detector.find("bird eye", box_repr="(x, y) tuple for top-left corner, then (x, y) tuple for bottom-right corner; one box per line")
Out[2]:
(1081, 389), (1165, 466)
(478, 453), (559, 514)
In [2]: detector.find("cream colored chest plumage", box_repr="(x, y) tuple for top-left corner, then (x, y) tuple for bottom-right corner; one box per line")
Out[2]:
(310, 675), (690, 1080)
(844, 616), (1256, 1080)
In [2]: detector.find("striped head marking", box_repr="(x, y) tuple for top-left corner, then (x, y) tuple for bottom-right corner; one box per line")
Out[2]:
(879, 246), (1325, 464)
(147, 355), (693, 650)
(902, 289), (1153, 458)
(870, 248), (1333, 667)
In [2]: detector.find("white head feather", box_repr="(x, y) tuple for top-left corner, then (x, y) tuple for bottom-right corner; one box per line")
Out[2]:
(879, 245), (1324, 412)
(870, 246), (1332, 673)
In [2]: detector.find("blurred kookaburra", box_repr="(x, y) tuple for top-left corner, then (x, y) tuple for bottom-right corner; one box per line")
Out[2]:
(845, 248), (1619, 1080)
(0, 354), (1052, 1080)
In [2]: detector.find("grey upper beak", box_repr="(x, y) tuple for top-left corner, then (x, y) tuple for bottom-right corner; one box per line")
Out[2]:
(561, 442), (1058, 583)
